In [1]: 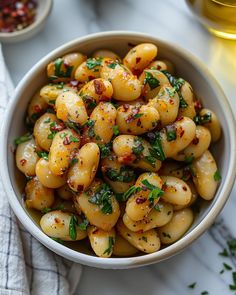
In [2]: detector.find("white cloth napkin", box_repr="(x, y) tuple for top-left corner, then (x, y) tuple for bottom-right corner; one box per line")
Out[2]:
(0, 45), (82, 295)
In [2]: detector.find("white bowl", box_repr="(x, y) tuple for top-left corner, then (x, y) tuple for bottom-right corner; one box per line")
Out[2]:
(1, 31), (236, 269)
(0, 0), (53, 43)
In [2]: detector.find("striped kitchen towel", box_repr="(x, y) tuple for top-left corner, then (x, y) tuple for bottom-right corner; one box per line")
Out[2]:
(0, 44), (82, 295)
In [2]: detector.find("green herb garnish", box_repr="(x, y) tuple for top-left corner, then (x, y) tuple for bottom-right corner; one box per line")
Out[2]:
(108, 62), (118, 69)
(179, 93), (188, 108)
(53, 58), (73, 78)
(121, 185), (142, 202)
(219, 248), (229, 257)
(51, 237), (64, 244)
(148, 132), (166, 161)
(103, 236), (114, 255)
(166, 125), (176, 142)
(106, 166), (135, 183)
(84, 119), (95, 138)
(144, 71), (160, 90)
(69, 215), (78, 240)
(223, 262), (232, 271)
(194, 113), (212, 125)
(37, 151), (49, 161)
(78, 218), (89, 231)
(144, 155), (156, 167)
(133, 113), (144, 119)
(112, 125), (119, 136)
(141, 179), (164, 207)
(86, 57), (102, 70)
(214, 170), (221, 182)
(88, 183), (113, 214)
(132, 137), (144, 156)
(14, 133), (32, 146)
(98, 143), (112, 159)
(69, 135), (80, 143)
(41, 207), (51, 214)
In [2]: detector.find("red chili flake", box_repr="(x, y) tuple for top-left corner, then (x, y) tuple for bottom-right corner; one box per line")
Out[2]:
(20, 159), (26, 166)
(94, 79), (105, 95)
(136, 57), (141, 64)
(169, 99), (174, 105)
(63, 136), (71, 145)
(0, 0), (37, 33)
(123, 104), (130, 112)
(176, 116), (184, 122)
(54, 218), (61, 224)
(88, 75), (95, 80)
(137, 119), (142, 127)
(51, 123), (65, 132)
(192, 137), (199, 145)
(118, 154), (136, 164)
(77, 185), (84, 191)
(162, 183), (168, 191)
(179, 127), (185, 138)
(182, 186), (187, 191)
(157, 65), (162, 70)
(126, 106), (141, 123)
(194, 100), (203, 112)
(92, 228), (99, 234)
(136, 197), (147, 204)
(34, 105), (42, 113)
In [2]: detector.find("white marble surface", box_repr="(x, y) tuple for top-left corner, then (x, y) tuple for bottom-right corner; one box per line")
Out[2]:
(2, 0), (236, 294)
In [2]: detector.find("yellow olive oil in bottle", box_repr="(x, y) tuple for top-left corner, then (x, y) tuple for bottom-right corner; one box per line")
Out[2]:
(186, 0), (236, 39)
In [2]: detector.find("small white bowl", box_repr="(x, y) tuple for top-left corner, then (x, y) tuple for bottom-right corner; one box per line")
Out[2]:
(1, 31), (236, 269)
(0, 0), (53, 43)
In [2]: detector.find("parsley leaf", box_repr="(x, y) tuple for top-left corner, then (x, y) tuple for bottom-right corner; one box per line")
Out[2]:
(112, 125), (119, 136)
(148, 132), (166, 161)
(120, 185), (142, 202)
(86, 57), (102, 70)
(37, 151), (49, 161)
(69, 135), (80, 142)
(53, 58), (73, 78)
(98, 143), (112, 159)
(51, 237), (64, 244)
(108, 62), (118, 69)
(166, 125), (176, 142)
(88, 183), (113, 214)
(144, 71), (160, 90)
(14, 133), (32, 146)
(188, 282), (196, 289)
(105, 166), (135, 183)
(84, 119), (95, 138)
(214, 170), (221, 181)
(103, 236), (114, 255)
(69, 215), (78, 240)
(133, 113), (144, 119)
(141, 179), (164, 207)
(194, 113), (212, 125)
(132, 137), (144, 156)
(78, 218), (89, 231)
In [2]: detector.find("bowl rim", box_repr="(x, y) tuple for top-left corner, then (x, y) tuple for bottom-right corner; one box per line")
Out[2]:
(1, 30), (236, 269)
(0, 0), (53, 40)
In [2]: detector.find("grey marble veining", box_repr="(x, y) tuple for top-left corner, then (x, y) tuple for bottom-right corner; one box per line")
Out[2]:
(2, 0), (236, 294)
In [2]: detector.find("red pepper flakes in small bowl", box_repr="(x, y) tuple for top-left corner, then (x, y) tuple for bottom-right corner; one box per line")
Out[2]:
(0, 0), (52, 43)
(0, 0), (37, 33)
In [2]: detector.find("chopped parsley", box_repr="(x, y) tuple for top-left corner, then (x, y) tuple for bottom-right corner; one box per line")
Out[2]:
(86, 57), (102, 70)
(141, 179), (164, 207)
(81, 94), (97, 110)
(98, 143), (112, 159)
(184, 155), (194, 164)
(53, 58), (73, 78)
(133, 113), (144, 119)
(214, 170), (221, 182)
(88, 183), (113, 214)
(14, 133), (32, 146)
(108, 62), (118, 69)
(83, 119), (95, 138)
(162, 70), (185, 92)
(229, 272), (236, 290)
(132, 137), (144, 156)
(105, 166), (135, 183)
(148, 132), (166, 161)
(112, 125), (119, 136)
(70, 158), (78, 167)
(69, 135), (80, 142)
(41, 207), (51, 214)
(144, 155), (157, 167)
(219, 248), (229, 257)
(201, 292), (209, 295)
(65, 121), (80, 133)
(227, 238), (236, 255)
(144, 71), (160, 90)
(179, 93), (188, 108)
(120, 185), (142, 202)
(154, 204), (161, 212)
(36, 151), (49, 161)
(78, 217), (89, 231)
(194, 113), (212, 125)
(166, 125), (176, 142)
(103, 236), (114, 255)
(69, 215), (78, 240)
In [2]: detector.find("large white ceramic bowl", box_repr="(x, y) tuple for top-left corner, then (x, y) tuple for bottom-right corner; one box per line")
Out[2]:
(1, 31), (236, 269)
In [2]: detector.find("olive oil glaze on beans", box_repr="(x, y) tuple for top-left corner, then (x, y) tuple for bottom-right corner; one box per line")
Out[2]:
(15, 43), (222, 258)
